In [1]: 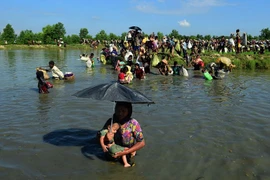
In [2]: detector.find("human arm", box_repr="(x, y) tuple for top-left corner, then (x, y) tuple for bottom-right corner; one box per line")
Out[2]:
(99, 135), (108, 152)
(38, 67), (50, 72)
(113, 119), (145, 158)
(158, 67), (165, 75)
(113, 139), (145, 158)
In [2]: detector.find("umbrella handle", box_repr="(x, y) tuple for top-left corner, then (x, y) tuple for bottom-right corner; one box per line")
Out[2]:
(110, 102), (115, 133)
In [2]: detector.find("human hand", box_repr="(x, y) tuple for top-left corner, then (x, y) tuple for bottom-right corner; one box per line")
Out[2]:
(113, 151), (123, 158)
(113, 149), (128, 158)
(102, 145), (108, 152)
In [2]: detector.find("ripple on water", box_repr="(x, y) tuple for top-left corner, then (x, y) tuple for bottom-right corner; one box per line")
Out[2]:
(1, 50), (270, 179)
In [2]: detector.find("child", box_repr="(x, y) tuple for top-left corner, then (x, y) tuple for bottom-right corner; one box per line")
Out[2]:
(134, 63), (145, 79)
(124, 65), (133, 83)
(99, 123), (131, 167)
(118, 67), (126, 84)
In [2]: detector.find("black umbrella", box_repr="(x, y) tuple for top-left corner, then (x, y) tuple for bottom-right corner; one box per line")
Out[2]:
(129, 26), (142, 31)
(73, 82), (154, 131)
(73, 82), (154, 104)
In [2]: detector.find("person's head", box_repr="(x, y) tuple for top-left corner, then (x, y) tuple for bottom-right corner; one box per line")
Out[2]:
(122, 66), (128, 73)
(49, 61), (55, 68)
(114, 102), (132, 122)
(135, 63), (140, 69)
(90, 53), (94, 58)
(108, 123), (120, 133)
(196, 54), (200, 59)
(174, 61), (178, 66)
(36, 70), (44, 80)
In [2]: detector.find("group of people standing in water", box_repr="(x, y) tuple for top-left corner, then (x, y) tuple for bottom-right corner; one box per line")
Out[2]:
(34, 28), (237, 168)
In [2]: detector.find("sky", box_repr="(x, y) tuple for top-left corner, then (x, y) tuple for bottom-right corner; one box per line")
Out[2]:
(0, 0), (269, 37)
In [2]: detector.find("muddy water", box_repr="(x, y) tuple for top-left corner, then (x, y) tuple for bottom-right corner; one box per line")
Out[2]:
(0, 49), (270, 180)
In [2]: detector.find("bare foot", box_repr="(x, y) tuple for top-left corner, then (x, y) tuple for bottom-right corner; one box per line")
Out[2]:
(131, 151), (136, 157)
(124, 164), (131, 168)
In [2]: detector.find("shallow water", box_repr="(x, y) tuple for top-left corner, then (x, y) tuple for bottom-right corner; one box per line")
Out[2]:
(0, 49), (270, 180)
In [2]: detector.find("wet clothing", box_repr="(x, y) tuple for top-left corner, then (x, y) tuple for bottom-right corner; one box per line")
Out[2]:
(172, 66), (180, 75)
(51, 66), (64, 79)
(119, 118), (144, 148)
(99, 129), (125, 155)
(108, 144), (125, 155)
(134, 68), (144, 79)
(118, 72), (125, 83)
(100, 118), (144, 148)
(36, 71), (53, 93)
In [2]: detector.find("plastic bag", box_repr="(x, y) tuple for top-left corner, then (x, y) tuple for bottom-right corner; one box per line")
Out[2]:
(152, 54), (160, 67)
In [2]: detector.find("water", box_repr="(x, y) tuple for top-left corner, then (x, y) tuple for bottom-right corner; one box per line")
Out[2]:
(0, 49), (270, 180)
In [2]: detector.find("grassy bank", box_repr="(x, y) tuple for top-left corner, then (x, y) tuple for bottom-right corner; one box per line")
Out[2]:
(0, 44), (95, 50)
(157, 51), (270, 70)
(1, 44), (270, 70)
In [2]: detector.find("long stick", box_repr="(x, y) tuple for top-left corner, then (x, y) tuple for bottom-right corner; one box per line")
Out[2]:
(110, 102), (115, 133)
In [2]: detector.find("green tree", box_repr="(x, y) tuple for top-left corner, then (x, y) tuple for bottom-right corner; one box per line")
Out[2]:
(17, 30), (34, 44)
(196, 34), (204, 40)
(204, 35), (212, 40)
(108, 33), (118, 41)
(66, 34), (80, 44)
(79, 28), (88, 39)
(247, 34), (253, 41)
(42, 25), (54, 44)
(35, 32), (44, 42)
(157, 32), (164, 40)
(85, 34), (93, 40)
(42, 22), (66, 44)
(259, 28), (270, 40)
(189, 35), (196, 40)
(2, 24), (16, 44)
(121, 32), (127, 40)
(169, 29), (180, 39)
(53, 22), (66, 39)
(95, 30), (108, 41)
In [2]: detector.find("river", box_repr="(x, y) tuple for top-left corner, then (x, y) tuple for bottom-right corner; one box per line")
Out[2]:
(0, 49), (270, 180)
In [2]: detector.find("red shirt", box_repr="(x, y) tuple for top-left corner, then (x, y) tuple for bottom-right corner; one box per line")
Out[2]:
(134, 68), (144, 79)
(118, 72), (125, 80)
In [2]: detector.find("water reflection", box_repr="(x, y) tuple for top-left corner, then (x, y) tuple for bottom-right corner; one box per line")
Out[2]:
(5, 50), (16, 68)
(1, 50), (270, 179)
(205, 80), (231, 102)
(37, 95), (52, 122)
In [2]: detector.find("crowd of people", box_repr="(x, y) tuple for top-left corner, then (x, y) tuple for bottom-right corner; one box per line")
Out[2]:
(35, 28), (253, 167)
(96, 28), (245, 84)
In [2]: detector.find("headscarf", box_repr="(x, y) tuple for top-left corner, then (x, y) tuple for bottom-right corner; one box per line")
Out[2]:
(125, 65), (133, 81)
(102, 102), (133, 129)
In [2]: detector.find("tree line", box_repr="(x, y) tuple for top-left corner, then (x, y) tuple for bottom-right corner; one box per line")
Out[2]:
(1, 22), (270, 45)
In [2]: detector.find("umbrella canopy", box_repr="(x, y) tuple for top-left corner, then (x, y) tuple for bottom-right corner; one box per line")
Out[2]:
(129, 26), (142, 31)
(73, 82), (154, 104)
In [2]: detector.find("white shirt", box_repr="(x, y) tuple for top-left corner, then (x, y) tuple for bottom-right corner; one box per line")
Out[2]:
(86, 59), (92, 68)
(124, 51), (133, 61)
(51, 66), (64, 79)
(229, 38), (235, 46)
